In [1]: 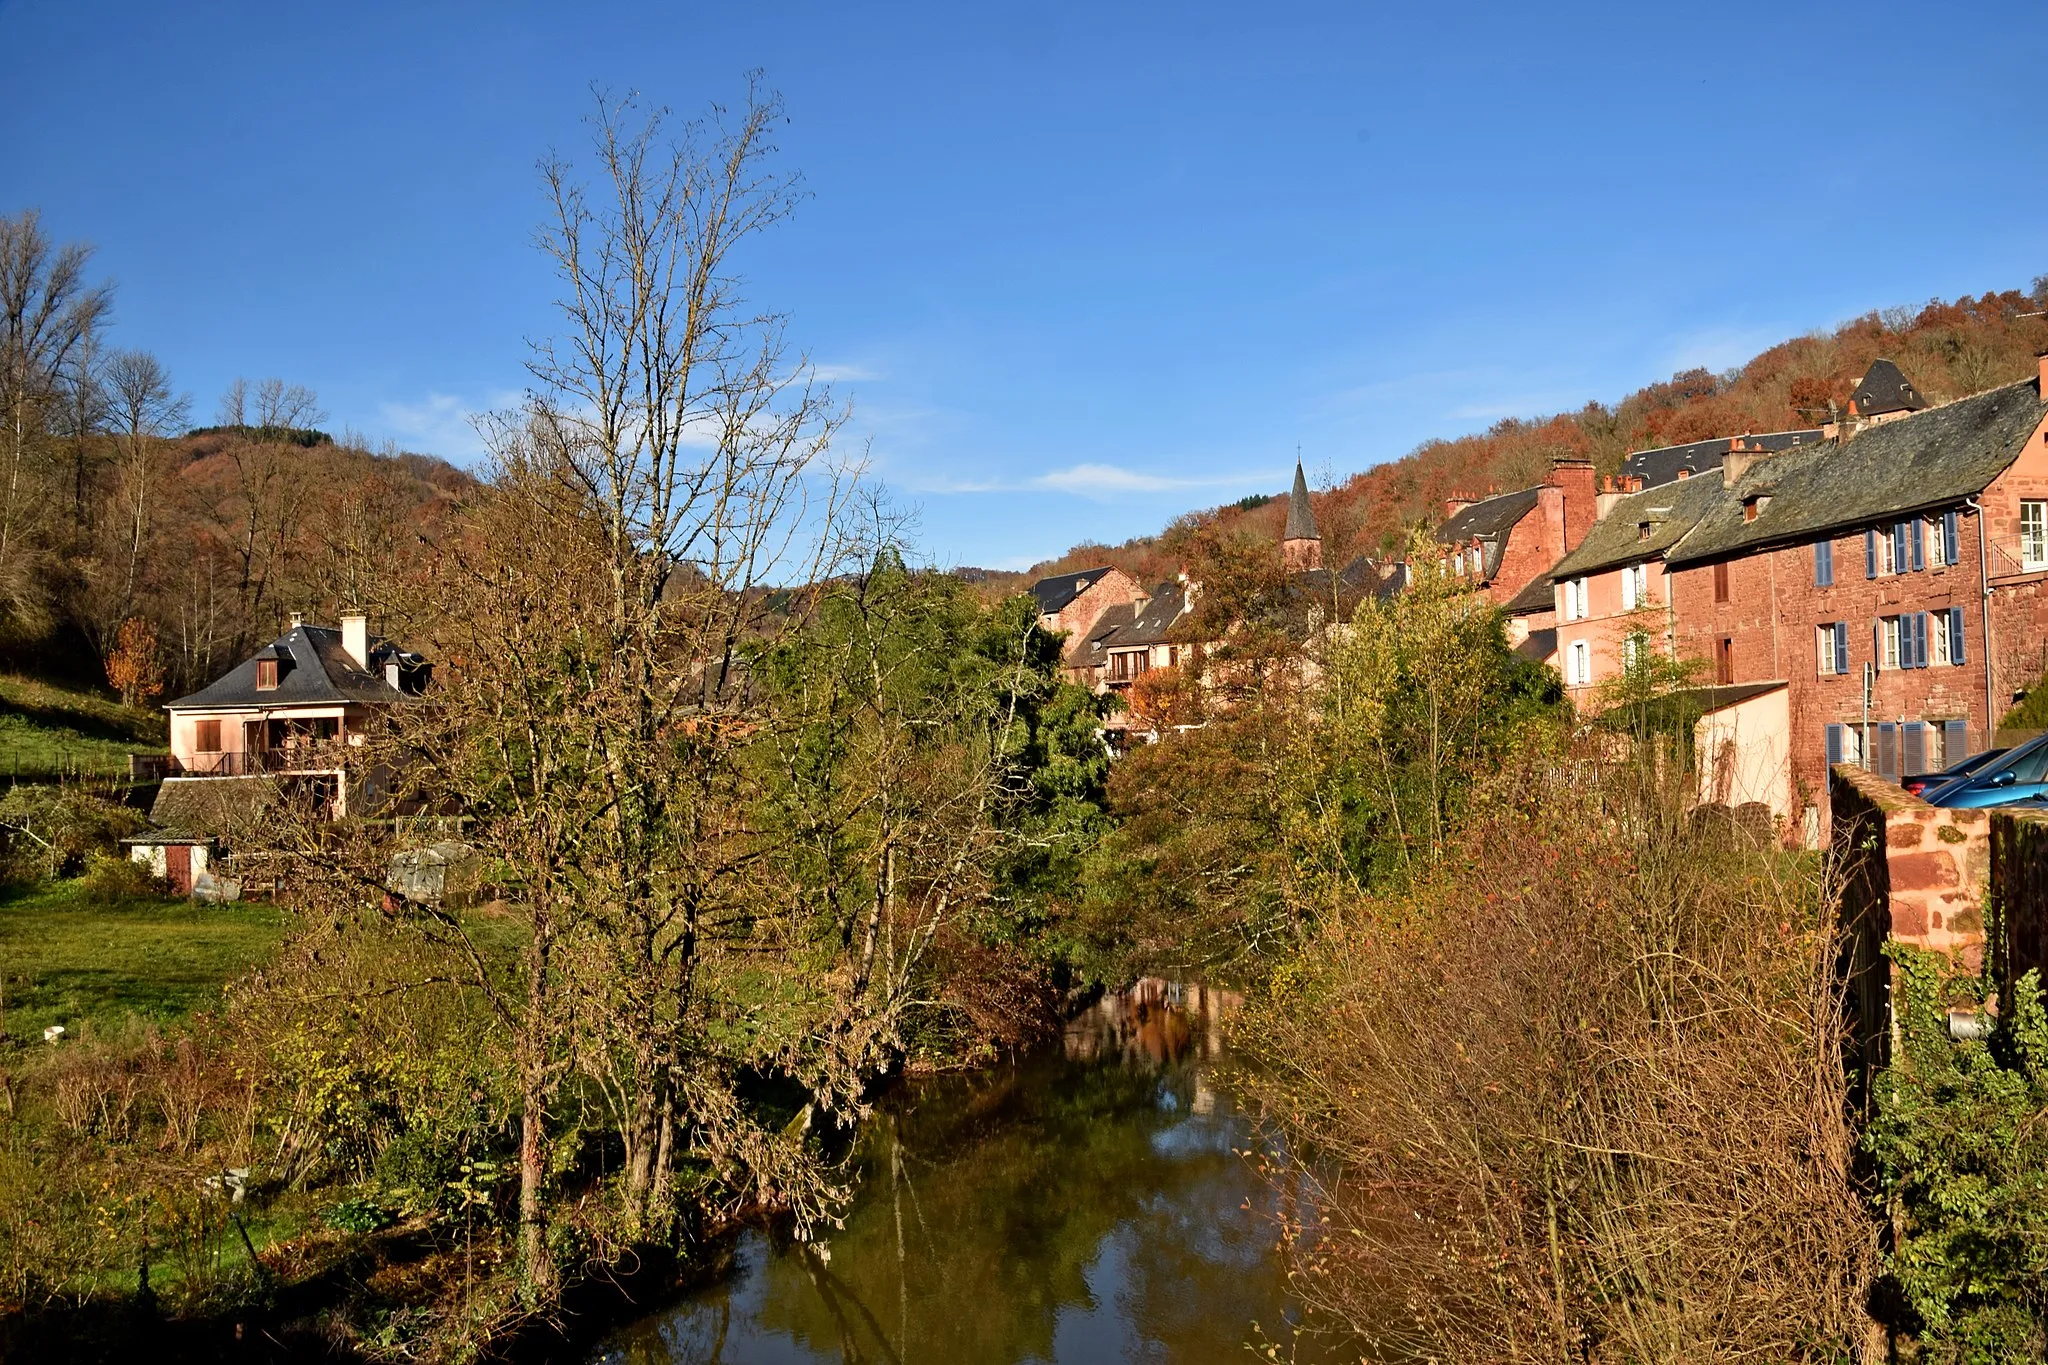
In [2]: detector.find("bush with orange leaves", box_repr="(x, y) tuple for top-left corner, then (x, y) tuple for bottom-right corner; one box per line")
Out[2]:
(102, 617), (164, 707)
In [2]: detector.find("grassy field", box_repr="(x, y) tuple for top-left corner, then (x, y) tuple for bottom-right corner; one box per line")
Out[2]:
(0, 879), (284, 1044)
(0, 673), (167, 781)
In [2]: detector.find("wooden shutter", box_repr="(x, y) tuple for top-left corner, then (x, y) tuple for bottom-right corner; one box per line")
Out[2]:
(1944, 718), (1969, 764)
(1943, 510), (1960, 565)
(1910, 521), (1925, 572)
(1826, 724), (1844, 766)
(1713, 562), (1729, 603)
(1834, 622), (1849, 675)
(1950, 606), (1966, 664)
(1814, 540), (1832, 586)
(1878, 722), (1899, 782)
(1904, 721), (1926, 777)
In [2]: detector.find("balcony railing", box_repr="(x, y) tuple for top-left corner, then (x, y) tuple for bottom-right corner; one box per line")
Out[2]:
(172, 745), (349, 777)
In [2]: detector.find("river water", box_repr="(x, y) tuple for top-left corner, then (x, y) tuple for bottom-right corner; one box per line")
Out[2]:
(591, 979), (1353, 1365)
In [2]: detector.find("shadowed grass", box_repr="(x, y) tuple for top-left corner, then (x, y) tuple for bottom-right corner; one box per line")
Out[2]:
(0, 879), (283, 1043)
(0, 673), (167, 780)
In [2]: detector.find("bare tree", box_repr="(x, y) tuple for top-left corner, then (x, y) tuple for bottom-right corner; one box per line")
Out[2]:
(0, 210), (113, 635)
(103, 348), (190, 624)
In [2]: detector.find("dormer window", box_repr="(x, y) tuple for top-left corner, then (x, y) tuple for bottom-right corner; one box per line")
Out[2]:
(1637, 522), (1652, 542)
(1742, 493), (1771, 523)
(255, 658), (279, 690)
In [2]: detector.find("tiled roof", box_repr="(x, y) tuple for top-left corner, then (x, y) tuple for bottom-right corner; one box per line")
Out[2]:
(1546, 473), (1727, 581)
(1113, 583), (1187, 647)
(1668, 378), (2046, 567)
(1072, 602), (1138, 667)
(1030, 568), (1117, 616)
(1283, 463), (1319, 541)
(166, 625), (422, 710)
(1434, 486), (1540, 544)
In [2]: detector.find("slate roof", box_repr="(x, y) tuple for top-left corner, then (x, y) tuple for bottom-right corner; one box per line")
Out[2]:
(1620, 429), (1824, 489)
(1283, 463), (1319, 541)
(1072, 602), (1138, 668)
(1546, 472), (1728, 581)
(1435, 486), (1540, 545)
(165, 625), (423, 711)
(1849, 359), (1928, 417)
(147, 776), (281, 838)
(1504, 572), (1558, 616)
(1513, 628), (1557, 665)
(1111, 583), (1188, 647)
(1030, 567), (1118, 616)
(1667, 377), (2047, 567)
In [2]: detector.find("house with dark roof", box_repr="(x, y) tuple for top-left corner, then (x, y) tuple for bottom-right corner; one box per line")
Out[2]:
(1846, 358), (1928, 422)
(1434, 456), (1598, 653)
(1027, 565), (1146, 675)
(1619, 428), (1825, 490)
(155, 613), (429, 825)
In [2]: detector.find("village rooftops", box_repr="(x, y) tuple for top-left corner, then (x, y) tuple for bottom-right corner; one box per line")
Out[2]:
(1620, 428), (1824, 490)
(1029, 567), (1118, 617)
(1435, 486), (1540, 547)
(1848, 358), (1929, 418)
(165, 624), (428, 711)
(1109, 581), (1189, 648)
(1666, 376), (2047, 568)
(1545, 472), (1728, 583)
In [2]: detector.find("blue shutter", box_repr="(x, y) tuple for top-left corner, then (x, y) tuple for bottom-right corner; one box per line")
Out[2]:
(1944, 510), (1960, 565)
(1917, 612), (1932, 668)
(1904, 721), (1926, 776)
(1944, 718), (1968, 762)
(1815, 540), (1833, 586)
(1951, 606), (1966, 664)
(1826, 723), (1844, 766)
(1910, 520), (1925, 572)
(1865, 529), (1877, 578)
(1834, 621), (1849, 675)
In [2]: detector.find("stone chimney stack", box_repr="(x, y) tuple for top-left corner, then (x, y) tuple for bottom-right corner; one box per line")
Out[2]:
(1443, 496), (1474, 520)
(341, 613), (370, 670)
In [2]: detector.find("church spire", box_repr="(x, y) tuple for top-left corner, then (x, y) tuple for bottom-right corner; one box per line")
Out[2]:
(1282, 459), (1322, 571)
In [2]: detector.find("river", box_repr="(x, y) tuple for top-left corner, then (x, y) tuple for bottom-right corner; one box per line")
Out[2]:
(590, 979), (1353, 1364)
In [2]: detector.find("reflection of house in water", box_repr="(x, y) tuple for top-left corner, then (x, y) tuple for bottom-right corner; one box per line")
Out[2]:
(1064, 977), (1240, 1067)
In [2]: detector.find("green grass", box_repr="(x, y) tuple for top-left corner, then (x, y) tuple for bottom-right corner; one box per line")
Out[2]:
(0, 879), (284, 1044)
(0, 673), (167, 780)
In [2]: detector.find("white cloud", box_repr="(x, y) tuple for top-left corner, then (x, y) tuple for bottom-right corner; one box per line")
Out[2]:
(377, 389), (522, 461)
(905, 461), (1279, 501)
(808, 361), (882, 383)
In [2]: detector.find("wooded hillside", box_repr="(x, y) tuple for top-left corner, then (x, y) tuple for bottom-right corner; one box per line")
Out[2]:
(1018, 280), (2048, 589)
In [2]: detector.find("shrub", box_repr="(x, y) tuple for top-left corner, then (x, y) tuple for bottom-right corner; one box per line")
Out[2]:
(80, 851), (166, 900)
(0, 785), (146, 878)
(321, 1196), (398, 1234)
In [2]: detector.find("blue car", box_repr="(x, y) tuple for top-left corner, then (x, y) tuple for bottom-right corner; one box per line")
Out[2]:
(1922, 732), (2048, 808)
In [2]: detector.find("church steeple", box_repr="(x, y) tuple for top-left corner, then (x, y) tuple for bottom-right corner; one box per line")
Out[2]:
(1282, 460), (1322, 571)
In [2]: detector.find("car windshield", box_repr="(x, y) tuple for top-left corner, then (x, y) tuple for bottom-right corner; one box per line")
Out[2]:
(1996, 740), (2048, 786)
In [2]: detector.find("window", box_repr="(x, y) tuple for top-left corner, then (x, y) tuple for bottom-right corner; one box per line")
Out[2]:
(195, 719), (221, 752)
(1826, 723), (1866, 768)
(255, 658), (278, 689)
(1817, 621), (1849, 676)
(1621, 631), (1645, 672)
(1881, 612), (1934, 670)
(1469, 545), (1484, 577)
(1637, 521), (1652, 542)
(1621, 563), (1647, 610)
(1866, 527), (1897, 577)
(1712, 562), (1730, 603)
(1566, 640), (1591, 686)
(2023, 500), (2048, 571)
(1563, 577), (1588, 622)
(1814, 539), (1833, 587)
(1905, 519), (1924, 572)
(1714, 636), (1734, 685)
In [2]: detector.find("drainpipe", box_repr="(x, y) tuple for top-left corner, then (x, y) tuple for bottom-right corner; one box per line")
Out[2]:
(1967, 496), (1995, 750)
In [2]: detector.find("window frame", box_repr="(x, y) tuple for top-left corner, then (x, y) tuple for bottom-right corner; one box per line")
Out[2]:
(2022, 500), (2048, 571)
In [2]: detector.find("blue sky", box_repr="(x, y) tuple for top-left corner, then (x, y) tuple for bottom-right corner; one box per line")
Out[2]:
(3, 1), (2044, 571)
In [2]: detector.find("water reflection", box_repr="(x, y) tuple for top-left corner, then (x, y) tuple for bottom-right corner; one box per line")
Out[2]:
(592, 978), (1352, 1365)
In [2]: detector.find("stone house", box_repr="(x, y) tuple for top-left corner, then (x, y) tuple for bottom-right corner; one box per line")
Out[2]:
(1434, 457), (1598, 657)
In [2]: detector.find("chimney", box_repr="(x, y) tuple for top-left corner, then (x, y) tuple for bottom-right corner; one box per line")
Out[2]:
(288, 611), (304, 630)
(1722, 448), (1765, 489)
(1444, 496), (1474, 520)
(340, 613), (370, 671)
(1546, 456), (1597, 550)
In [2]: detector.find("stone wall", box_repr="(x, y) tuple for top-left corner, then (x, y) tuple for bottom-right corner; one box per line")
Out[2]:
(1830, 763), (1992, 963)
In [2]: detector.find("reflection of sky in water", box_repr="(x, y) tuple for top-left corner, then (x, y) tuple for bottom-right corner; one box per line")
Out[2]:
(591, 979), (1351, 1365)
